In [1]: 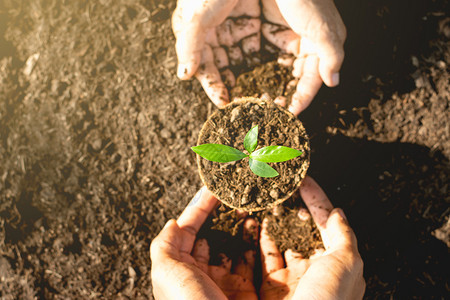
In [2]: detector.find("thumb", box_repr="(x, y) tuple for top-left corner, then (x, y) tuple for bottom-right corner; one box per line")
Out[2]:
(150, 219), (182, 261)
(322, 209), (357, 253)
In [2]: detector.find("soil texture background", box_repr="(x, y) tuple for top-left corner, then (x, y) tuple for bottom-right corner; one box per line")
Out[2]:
(0, 0), (449, 299)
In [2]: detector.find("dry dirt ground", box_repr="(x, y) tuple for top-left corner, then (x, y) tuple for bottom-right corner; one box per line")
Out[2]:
(0, 0), (449, 299)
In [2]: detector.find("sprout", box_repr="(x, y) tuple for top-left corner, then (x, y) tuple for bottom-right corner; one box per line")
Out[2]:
(192, 125), (302, 178)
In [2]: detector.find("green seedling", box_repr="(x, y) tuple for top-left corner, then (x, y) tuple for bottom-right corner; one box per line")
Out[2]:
(192, 125), (302, 178)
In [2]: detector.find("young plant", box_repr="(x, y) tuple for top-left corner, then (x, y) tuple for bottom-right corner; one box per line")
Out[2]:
(191, 125), (302, 178)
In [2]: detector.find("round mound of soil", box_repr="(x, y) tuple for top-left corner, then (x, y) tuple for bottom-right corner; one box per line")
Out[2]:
(266, 206), (324, 257)
(230, 61), (296, 104)
(196, 97), (310, 211)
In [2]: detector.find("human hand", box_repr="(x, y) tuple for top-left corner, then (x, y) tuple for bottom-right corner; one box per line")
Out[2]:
(172, 0), (261, 107)
(260, 176), (365, 299)
(150, 187), (258, 300)
(261, 0), (347, 115)
(172, 0), (346, 116)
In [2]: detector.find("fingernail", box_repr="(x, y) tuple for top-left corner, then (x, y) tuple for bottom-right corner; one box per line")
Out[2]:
(188, 187), (205, 207)
(177, 64), (189, 79)
(331, 72), (340, 86)
(337, 208), (347, 221)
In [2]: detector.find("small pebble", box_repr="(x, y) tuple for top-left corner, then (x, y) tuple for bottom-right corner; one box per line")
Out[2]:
(160, 128), (171, 139)
(91, 139), (102, 151)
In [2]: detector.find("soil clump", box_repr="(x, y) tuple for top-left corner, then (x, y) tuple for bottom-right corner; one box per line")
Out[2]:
(230, 61), (295, 103)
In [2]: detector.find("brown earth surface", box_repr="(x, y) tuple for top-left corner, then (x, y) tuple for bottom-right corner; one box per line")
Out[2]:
(0, 0), (449, 299)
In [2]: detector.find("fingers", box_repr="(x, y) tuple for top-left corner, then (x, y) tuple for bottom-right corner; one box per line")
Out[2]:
(235, 218), (258, 281)
(241, 32), (261, 60)
(277, 54), (295, 67)
(309, 248), (325, 260)
(217, 18), (261, 47)
(234, 249), (256, 282)
(173, 25), (206, 79)
(177, 187), (219, 252)
(284, 248), (303, 266)
(260, 219), (284, 278)
(212, 46), (229, 69)
(192, 238), (210, 273)
(213, 272), (257, 299)
(317, 43), (344, 87)
(262, 24), (300, 55)
(228, 46), (244, 66)
(150, 219), (181, 260)
(219, 253), (233, 272)
(274, 0), (346, 87)
(312, 9), (346, 87)
(299, 176), (333, 233)
(299, 177), (358, 252)
(242, 218), (259, 245)
(214, 15), (261, 72)
(195, 45), (230, 107)
(230, 0), (260, 18)
(324, 209), (358, 253)
(212, 47), (236, 87)
(265, 35), (321, 115)
(289, 55), (322, 115)
(172, 0), (238, 79)
(261, 0), (288, 26)
(175, 0), (262, 107)
(151, 221), (227, 300)
(292, 56), (305, 78)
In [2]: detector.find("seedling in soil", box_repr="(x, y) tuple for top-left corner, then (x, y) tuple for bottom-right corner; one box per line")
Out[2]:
(192, 125), (302, 178)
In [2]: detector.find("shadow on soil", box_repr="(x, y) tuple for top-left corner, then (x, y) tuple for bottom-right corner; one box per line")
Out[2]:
(307, 133), (449, 298)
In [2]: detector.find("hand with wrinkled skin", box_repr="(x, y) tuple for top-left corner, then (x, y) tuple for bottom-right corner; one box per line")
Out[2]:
(172, 0), (346, 116)
(150, 177), (364, 299)
(172, 0), (261, 108)
(260, 176), (365, 299)
(150, 186), (258, 300)
(261, 0), (347, 115)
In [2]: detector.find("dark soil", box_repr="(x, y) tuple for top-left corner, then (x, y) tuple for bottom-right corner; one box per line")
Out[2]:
(265, 197), (323, 256)
(0, 0), (449, 299)
(199, 206), (259, 266)
(204, 192), (324, 259)
(198, 193), (323, 289)
(230, 61), (296, 102)
(197, 98), (309, 211)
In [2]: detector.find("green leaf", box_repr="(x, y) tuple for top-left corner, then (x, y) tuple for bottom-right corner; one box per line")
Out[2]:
(249, 158), (279, 178)
(192, 144), (247, 163)
(250, 146), (302, 163)
(244, 125), (258, 153)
